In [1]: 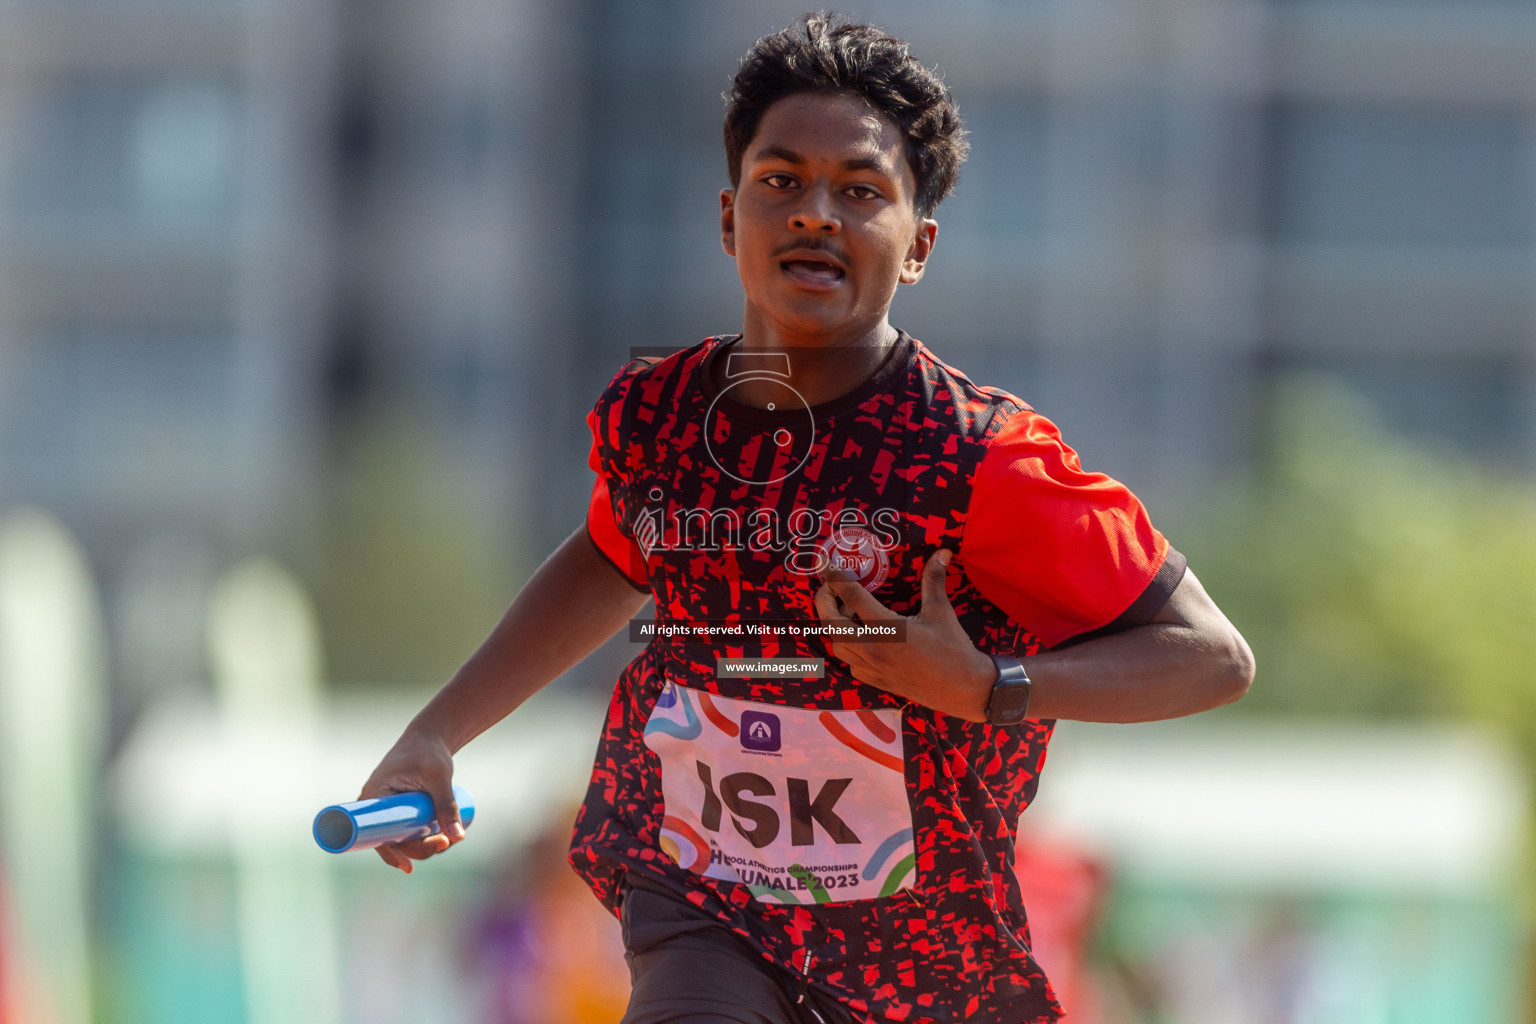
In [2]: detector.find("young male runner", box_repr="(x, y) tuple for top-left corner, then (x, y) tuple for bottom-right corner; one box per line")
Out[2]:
(359, 15), (1254, 1024)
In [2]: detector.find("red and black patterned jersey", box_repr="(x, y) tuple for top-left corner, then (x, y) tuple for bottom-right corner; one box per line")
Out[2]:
(574, 331), (1184, 1024)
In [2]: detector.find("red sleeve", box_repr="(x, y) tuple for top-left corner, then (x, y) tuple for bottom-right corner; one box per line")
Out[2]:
(959, 407), (1185, 649)
(585, 406), (650, 592)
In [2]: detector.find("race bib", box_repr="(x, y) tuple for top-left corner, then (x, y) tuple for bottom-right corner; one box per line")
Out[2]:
(643, 680), (915, 904)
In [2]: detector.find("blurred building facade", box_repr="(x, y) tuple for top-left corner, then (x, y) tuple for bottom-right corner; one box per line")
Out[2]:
(1, 0), (1535, 682)
(567, 0), (1536, 500)
(0, 0), (331, 548)
(2, 4), (1535, 1022)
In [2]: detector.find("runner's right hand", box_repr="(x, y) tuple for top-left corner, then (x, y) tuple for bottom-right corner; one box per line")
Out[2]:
(357, 728), (466, 873)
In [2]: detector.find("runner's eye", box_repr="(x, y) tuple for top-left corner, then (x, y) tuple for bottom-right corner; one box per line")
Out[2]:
(762, 173), (796, 189)
(845, 184), (880, 200)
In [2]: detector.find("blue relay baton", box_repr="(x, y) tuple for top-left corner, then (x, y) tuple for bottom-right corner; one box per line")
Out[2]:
(313, 784), (475, 854)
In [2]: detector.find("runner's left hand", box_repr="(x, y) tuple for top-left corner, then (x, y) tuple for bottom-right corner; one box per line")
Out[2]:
(814, 549), (997, 722)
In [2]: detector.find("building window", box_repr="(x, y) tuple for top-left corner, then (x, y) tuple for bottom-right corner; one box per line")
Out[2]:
(1267, 104), (1534, 247)
(1, 332), (240, 496)
(940, 98), (1048, 249)
(11, 80), (240, 232)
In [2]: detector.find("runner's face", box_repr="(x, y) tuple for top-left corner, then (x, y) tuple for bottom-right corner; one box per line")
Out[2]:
(721, 92), (937, 341)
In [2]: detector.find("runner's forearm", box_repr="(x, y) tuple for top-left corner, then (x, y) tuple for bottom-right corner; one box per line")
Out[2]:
(821, 559), (1253, 725)
(403, 525), (651, 754)
(1018, 570), (1253, 722)
(1020, 619), (1252, 723)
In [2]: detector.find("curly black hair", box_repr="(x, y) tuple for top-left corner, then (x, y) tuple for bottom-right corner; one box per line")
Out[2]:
(723, 13), (968, 218)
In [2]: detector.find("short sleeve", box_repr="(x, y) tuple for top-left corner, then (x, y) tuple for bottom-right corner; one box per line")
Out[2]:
(584, 363), (653, 593)
(958, 407), (1186, 649)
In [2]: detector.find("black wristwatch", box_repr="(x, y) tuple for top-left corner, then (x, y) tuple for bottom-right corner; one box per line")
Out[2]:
(984, 653), (1033, 726)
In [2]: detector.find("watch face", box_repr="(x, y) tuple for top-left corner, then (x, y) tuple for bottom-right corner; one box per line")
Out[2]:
(987, 679), (1031, 725)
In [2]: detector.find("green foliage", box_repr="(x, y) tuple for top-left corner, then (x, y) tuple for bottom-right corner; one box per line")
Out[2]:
(310, 410), (518, 689)
(1176, 376), (1536, 754)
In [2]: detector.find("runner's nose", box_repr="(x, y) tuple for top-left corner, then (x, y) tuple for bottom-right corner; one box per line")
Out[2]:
(790, 184), (839, 234)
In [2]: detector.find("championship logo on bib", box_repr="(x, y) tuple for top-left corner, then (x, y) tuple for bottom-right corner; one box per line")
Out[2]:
(644, 681), (915, 904)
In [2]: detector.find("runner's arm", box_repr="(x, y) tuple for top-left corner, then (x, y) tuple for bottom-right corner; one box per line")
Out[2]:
(359, 524), (651, 871)
(818, 553), (1252, 724)
(1008, 567), (1252, 723)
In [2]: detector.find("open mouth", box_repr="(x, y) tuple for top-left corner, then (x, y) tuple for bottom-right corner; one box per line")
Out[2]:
(780, 256), (846, 288)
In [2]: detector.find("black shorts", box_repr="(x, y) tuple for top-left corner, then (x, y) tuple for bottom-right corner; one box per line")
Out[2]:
(619, 882), (857, 1024)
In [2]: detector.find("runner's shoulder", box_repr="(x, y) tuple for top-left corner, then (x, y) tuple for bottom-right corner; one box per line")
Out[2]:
(595, 335), (721, 411)
(907, 335), (1034, 442)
